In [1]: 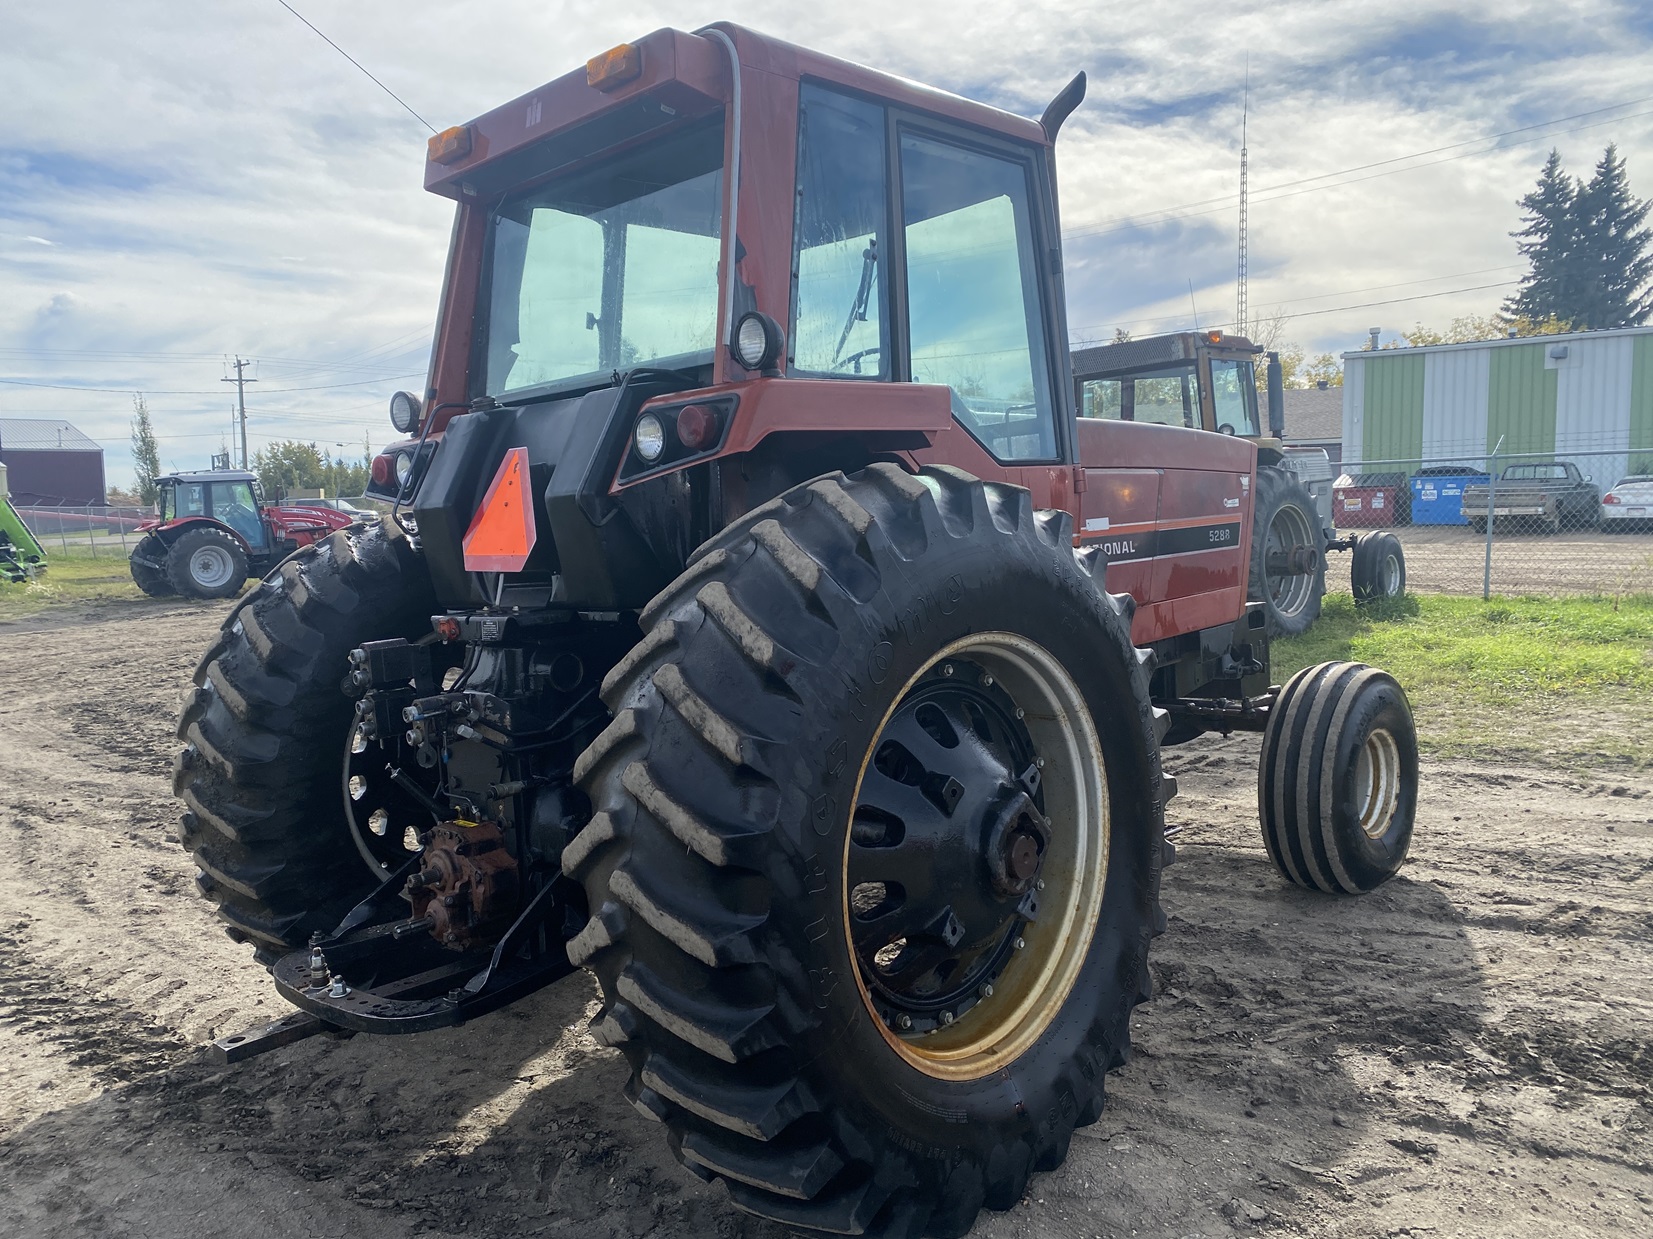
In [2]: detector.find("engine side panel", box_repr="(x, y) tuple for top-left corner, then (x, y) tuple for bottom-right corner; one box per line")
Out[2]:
(1074, 419), (1255, 645)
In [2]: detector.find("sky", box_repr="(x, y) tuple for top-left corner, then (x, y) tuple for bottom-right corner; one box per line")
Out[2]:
(3, 0), (1652, 489)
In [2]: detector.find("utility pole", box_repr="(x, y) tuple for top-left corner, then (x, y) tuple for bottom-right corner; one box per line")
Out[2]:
(223, 356), (256, 470)
(1236, 61), (1249, 339)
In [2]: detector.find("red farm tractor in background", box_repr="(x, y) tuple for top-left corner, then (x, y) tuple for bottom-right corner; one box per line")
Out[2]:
(129, 470), (358, 599)
(174, 25), (1422, 1239)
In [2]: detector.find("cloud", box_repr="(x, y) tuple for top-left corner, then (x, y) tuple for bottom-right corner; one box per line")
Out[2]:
(1, 0), (1650, 486)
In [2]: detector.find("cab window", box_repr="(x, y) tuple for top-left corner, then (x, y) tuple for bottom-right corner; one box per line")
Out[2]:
(1081, 369), (1196, 427)
(175, 483), (205, 518)
(901, 132), (1056, 461)
(1210, 359), (1260, 436)
(791, 84), (889, 377)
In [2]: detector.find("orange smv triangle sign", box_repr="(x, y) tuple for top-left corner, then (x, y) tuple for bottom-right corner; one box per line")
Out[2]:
(463, 446), (537, 573)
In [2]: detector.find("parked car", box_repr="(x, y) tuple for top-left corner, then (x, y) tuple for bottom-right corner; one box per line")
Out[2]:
(1601, 474), (1653, 530)
(288, 496), (376, 520)
(1460, 461), (1601, 534)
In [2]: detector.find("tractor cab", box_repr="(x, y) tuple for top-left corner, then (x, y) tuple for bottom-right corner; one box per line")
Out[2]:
(1071, 331), (1268, 439)
(156, 471), (270, 551)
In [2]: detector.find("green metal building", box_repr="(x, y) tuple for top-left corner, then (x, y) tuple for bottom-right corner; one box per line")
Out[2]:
(1341, 325), (1653, 483)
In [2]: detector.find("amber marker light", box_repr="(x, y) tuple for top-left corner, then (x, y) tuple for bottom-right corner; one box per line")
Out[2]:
(428, 125), (473, 165)
(586, 43), (642, 91)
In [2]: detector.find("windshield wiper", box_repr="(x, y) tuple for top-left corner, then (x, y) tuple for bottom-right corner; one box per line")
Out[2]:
(833, 240), (878, 366)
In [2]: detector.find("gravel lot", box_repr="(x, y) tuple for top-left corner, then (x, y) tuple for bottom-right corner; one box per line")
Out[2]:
(1, 600), (1650, 1239)
(1333, 524), (1653, 596)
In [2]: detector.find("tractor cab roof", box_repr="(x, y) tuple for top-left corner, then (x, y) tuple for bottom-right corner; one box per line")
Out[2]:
(157, 470), (258, 485)
(1072, 331), (1262, 381)
(422, 22), (1049, 200)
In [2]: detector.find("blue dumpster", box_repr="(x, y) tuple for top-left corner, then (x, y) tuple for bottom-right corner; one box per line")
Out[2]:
(1410, 468), (1489, 526)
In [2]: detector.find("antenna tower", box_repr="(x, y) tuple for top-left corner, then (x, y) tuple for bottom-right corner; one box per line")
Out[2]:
(1236, 62), (1250, 338)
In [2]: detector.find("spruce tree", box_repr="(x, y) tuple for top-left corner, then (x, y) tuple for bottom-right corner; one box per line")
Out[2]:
(1504, 149), (1582, 324)
(130, 394), (162, 508)
(1573, 144), (1653, 328)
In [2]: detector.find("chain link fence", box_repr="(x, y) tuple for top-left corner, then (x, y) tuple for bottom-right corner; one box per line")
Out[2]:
(12, 505), (153, 558)
(1333, 447), (1653, 597)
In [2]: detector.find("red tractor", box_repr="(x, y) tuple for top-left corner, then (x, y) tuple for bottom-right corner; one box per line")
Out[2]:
(130, 470), (357, 599)
(178, 27), (1420, 1238)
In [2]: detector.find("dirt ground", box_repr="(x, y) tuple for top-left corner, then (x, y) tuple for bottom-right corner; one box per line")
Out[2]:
(1, 600), (1649, 1239)
(1353, 524), (1653, 596)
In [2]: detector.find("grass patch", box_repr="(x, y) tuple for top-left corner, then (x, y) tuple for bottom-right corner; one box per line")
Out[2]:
(1275, 592), (1653, 770)
(0, 556), (149, 621)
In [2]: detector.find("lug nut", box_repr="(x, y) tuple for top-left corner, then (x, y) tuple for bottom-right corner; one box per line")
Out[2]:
(941, 1010), (955, 1026)
(1014, 707), (1025, 720)
(1035, 756), (1045, 769)
(1015, 937), (1026, 950)
(940, 663), (954, 677)
(368, 808), (389, 836)
(980, 983), (994, 999)
(896, 1013), (912, 1030)
(981, 674), (994, 687)
(1036, 878), (1045, 891)
(348, 775), (366, 800)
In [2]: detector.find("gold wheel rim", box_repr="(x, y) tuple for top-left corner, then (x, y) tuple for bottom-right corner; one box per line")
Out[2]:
(842, 632), (1109, 1081)
(1356, 727), (1401, 838)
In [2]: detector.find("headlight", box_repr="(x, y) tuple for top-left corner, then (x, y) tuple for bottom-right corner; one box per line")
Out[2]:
(731, 311), (783, 371)
(633, 413), (666, 462)
(394, 451), (414, 486)
(389, 390), (422, 435)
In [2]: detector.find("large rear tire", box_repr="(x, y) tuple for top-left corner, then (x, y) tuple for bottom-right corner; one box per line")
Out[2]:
(1250, 465), (1326, 638)
(166, 526), (249, 599)
(173, 518), (435, 961)
(567, 464), (1173, 1238)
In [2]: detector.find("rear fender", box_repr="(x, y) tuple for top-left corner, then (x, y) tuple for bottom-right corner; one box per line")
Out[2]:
(148, 517), (253, 556)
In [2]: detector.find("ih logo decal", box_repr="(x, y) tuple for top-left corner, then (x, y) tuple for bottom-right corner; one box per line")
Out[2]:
(463, 446), (537, 573)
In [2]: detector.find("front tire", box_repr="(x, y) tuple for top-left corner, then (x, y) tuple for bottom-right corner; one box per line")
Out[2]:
(1351, 532), (1406, 604)
(1250, 465), (1326, 637)
(166, 526), (249, 599)
(1257, 661), (1418, 894)
(173, 518), (435, 960)
(566, 465), (1172, 1238)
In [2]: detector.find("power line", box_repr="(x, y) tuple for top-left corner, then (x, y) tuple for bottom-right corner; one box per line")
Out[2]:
(1065, 96), (1653, 242)
(0, 373), (422, 395)
(271, 0), (436, 134)
(1068, 264), (1525, 339)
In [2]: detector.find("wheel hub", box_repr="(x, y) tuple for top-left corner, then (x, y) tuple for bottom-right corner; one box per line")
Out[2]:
(847, 663), (1042, 1034)
(843, 632), (1110, 1080)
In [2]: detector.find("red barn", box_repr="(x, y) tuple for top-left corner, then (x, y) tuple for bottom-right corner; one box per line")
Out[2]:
(0, 419), (107, 506)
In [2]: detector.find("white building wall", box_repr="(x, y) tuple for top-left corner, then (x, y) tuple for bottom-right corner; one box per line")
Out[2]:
(1341, 356), (1366, 470)
(1420, 347), (1489, 465)
(1551, 335), (1634, 488)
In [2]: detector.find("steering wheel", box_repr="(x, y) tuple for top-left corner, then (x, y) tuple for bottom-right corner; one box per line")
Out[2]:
(831, 346), (882, 375)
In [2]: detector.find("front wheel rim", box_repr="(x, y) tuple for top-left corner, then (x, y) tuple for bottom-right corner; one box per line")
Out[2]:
(1381, 553), (1402, 595)
(1355, 727), (1403, 839)
(843, 632), (1109, 1081)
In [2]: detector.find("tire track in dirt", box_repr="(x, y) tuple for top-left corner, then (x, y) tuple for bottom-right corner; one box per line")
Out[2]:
(1, 601), (1651, 1238)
